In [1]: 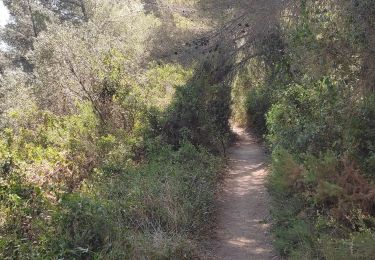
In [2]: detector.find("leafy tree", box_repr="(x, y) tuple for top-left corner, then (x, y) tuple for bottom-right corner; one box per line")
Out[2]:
(1, 0), (52, 70)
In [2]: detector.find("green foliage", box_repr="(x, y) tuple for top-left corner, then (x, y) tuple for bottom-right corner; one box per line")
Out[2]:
(232, 30), (291, 134)
(320, 231), (375, 260)
(0, 103), (101, 258)
(357, 94), (375, 177)
(54, 194), (113, 258)
(268, 148), (375, 259)
(161, 75), (232, 153)
(231, 59), (266, 126)
(266, 78), (353, 156)
(268, 147), (301, 197)
(0, 44), (226, 258)
(268, 148), (315, 257)
(245, 87), (272, 134)
(144, 63), (194, 110)
(0, 99), (223, 258)
(3, 0), (374, 258)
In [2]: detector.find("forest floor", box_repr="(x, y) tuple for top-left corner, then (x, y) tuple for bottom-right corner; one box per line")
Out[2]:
(209, 127), (278, 260)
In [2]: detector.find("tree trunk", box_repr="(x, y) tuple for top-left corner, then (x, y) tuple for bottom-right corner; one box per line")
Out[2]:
(27, 0), (38, 37)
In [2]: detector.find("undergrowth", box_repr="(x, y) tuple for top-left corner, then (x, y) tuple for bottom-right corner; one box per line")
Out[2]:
(268, 148), (375, 259)
(0, 58), (229, 259)
(0, 114), (224, 259)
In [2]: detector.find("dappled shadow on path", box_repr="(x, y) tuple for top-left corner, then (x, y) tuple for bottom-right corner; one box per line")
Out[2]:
(210, 127), (278, 260)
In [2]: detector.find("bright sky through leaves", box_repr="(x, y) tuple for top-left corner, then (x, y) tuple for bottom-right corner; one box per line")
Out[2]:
(0, 0), (9, 27)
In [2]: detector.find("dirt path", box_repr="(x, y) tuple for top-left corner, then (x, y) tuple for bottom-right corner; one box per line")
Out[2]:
(211, 127), (277, 260)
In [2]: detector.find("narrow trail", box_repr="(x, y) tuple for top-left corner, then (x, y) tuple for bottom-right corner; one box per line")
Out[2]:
(211, 127), (277, 260)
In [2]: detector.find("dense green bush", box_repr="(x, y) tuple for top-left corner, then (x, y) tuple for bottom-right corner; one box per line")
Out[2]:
(0, 54), (229, 258)
(245, 87), (272, 134)
(161, 74), (232, 154)
(268, 148), (375, 259)
(57, 141), (222, 259)
(0, 103), (223, 258)
(266, 77), (353, 156)
(357, 94), (375, 177)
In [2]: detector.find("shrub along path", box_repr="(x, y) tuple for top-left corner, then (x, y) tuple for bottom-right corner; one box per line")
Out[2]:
(211, 127), (277, 260)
